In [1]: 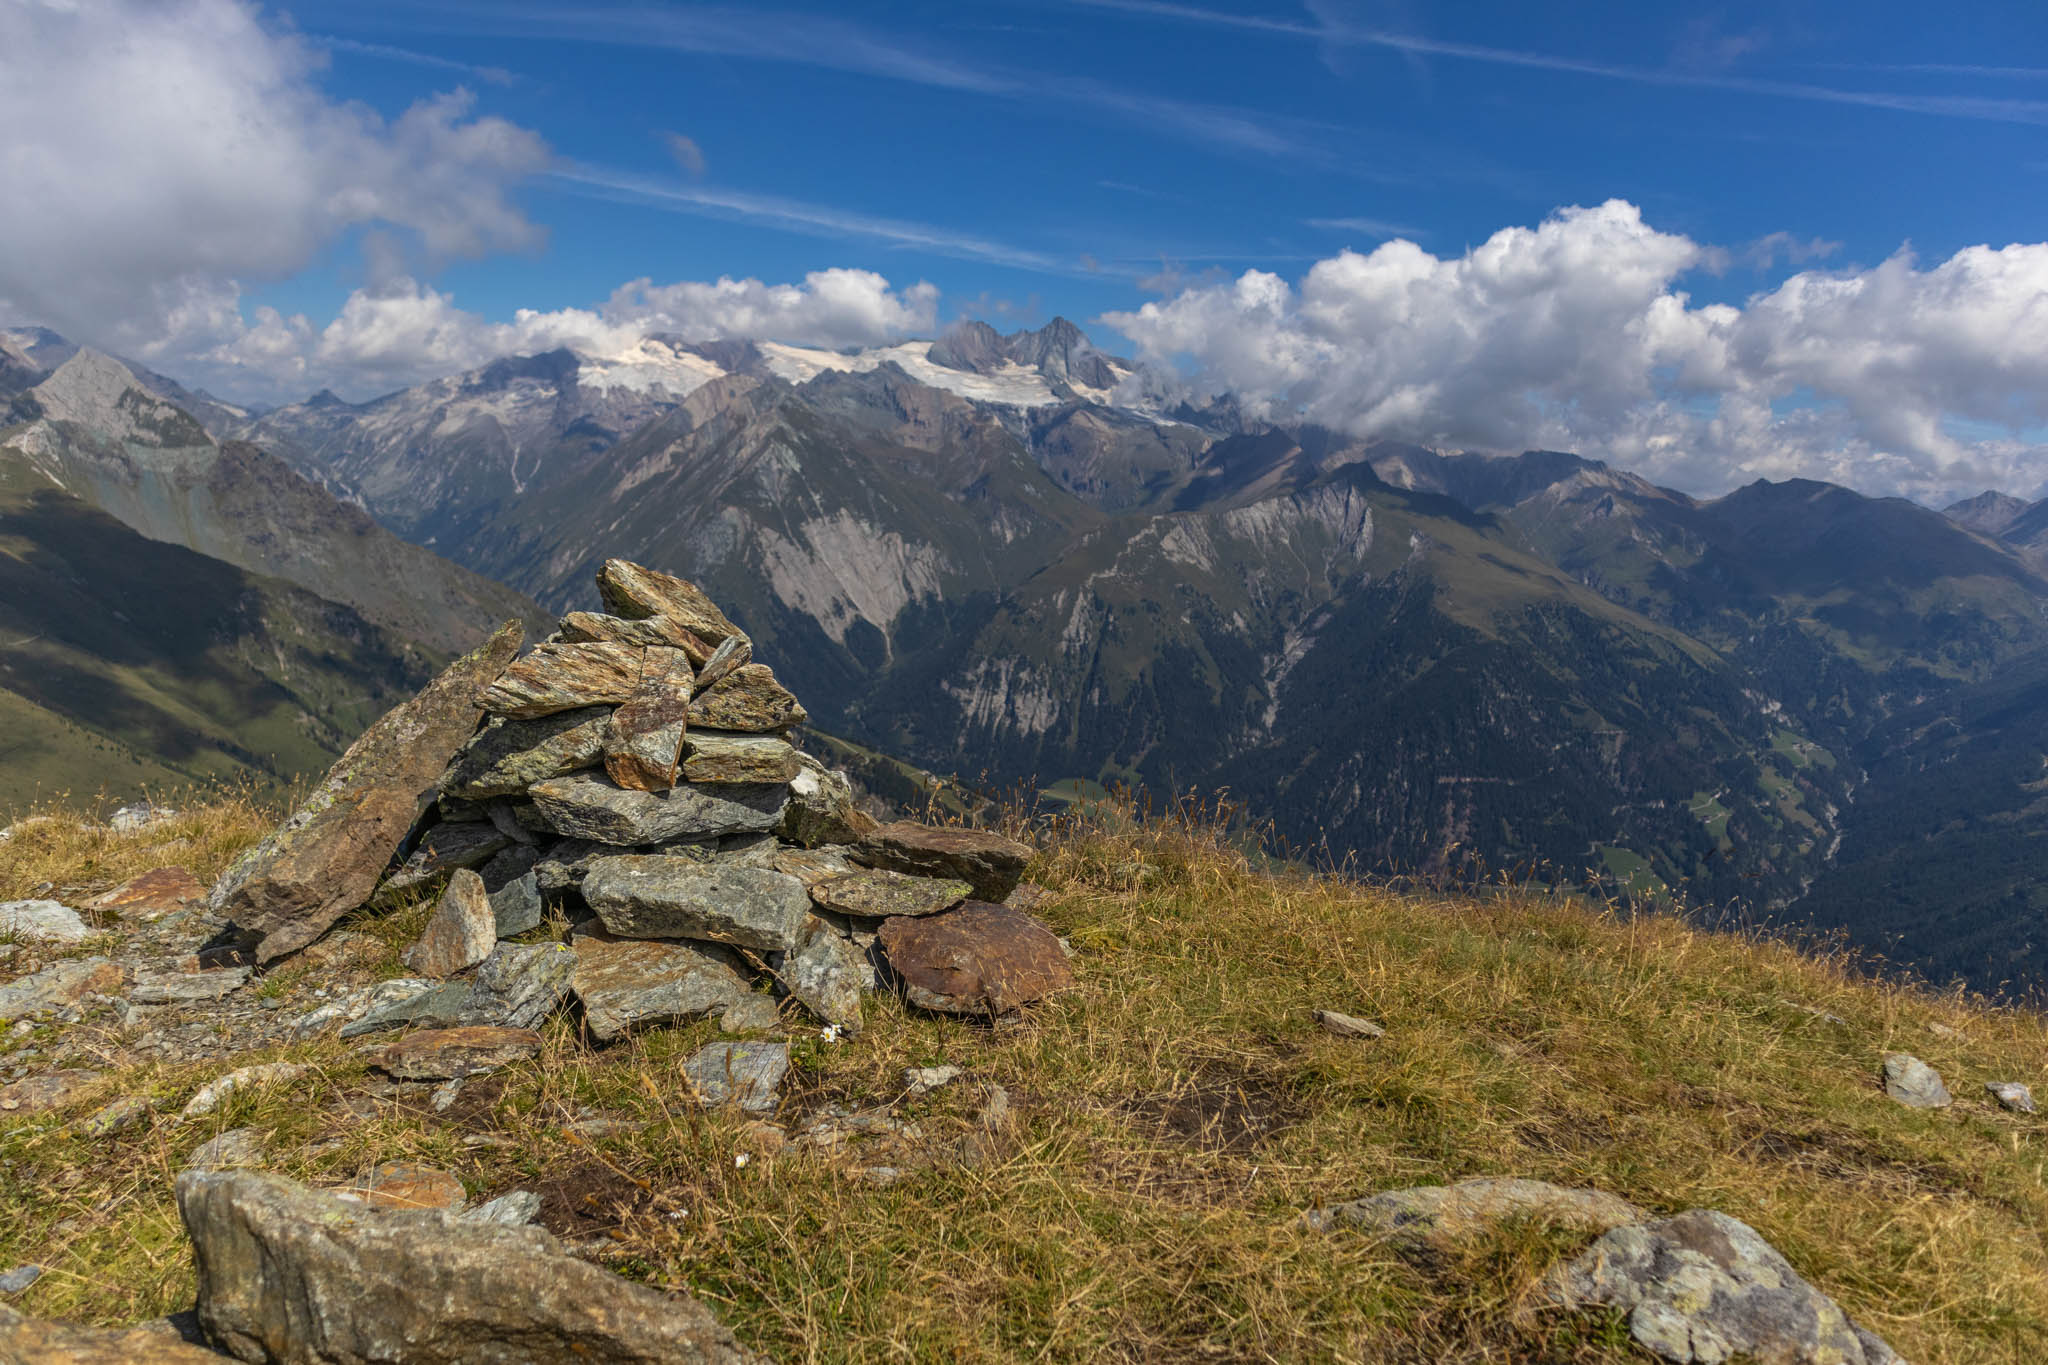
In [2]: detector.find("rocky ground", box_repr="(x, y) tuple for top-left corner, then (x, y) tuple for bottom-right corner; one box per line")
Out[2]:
(0, 561), (2043, 1362)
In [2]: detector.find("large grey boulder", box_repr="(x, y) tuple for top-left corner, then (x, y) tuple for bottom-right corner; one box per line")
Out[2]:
(569, 928), (749, 1043)
(584, 858), (810, 952)
(212, 621), (524, 963)
(176, 1169), (759, 1363)
(527, 773), (787, 845)
(1541, 1208), (1902, 1364)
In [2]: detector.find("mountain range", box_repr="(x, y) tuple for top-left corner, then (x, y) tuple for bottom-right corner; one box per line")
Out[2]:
(5, 318), (2044, 994)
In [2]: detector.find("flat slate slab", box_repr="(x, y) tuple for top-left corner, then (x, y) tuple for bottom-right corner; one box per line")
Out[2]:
(477, 642), (643, 719)
(212, 620), (523, 964)
(583, 858), (810, 952)
(595, 558), (742, 654)
(682, 1040), (789, 1113)
(683, 732), (802, 785)
(877, 900), (1073, 1015)
(857, 822), (1034, 902)
(569, 929), (750, 1043)
(527, 772), (787, 845)
(686, 664), (807, 733)
(373, 1026), (543, 1081)
(811, 868), (971, 920)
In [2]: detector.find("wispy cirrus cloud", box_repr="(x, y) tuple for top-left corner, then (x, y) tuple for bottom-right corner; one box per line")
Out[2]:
(365, 2), (1331, 160)
(1307, 216), (1426, 239)
(1071, 0), (2048, 126)
(310, 35), (515, 86)
(551, 164), (1091, 277)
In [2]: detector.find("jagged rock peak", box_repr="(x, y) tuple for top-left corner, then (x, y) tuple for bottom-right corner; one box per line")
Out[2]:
(21, 348), (209, 447)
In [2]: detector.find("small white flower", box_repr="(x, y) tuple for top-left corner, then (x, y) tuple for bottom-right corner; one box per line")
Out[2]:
(734, 1152), (750, 1168)
(819, 1024), (842, 1043)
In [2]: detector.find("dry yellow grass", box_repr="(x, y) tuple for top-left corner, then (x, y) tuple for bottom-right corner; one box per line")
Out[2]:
(2, 794), (2044, 1362)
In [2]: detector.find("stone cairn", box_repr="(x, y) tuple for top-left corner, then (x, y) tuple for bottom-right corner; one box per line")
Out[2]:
(208, 557), (1073, 1073)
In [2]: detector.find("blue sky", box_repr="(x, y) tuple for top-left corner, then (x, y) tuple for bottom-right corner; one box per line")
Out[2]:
(2, 0), (2045, 500)
(281, 0), (2046, 333)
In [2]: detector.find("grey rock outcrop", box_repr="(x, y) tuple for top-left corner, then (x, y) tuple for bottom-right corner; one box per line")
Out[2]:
(176, 1169), (759, 1363)
(569, 929), (750, 1043)
(1542, 1208), (1900, 1364)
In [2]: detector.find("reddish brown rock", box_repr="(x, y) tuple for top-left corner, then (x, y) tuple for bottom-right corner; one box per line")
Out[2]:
(372, 1026), (542, 1080)
(403, 870), (496, 978)
(213, 621), (524, 965)
(478, 641), (643, 719)
(87, 866), (205, 919)
(877, 901), (1073, 1015)
(687, 663), (807, 732)
(595, 558), (743, 651)
(857, 822), (1035, 902)
(602, 646), (696, 791)
(340, 1160), (467, 1212)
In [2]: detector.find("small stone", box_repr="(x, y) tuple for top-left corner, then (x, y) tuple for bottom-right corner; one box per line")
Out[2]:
(1004, 882), (1051, 912)
(602, 647), (696, 791)
(532, 837), (612, 893)
(0, 1070), (101, 1115)
(486, 800), (543, 846)
(904, 1065), (963, 1095)
(1542, 1208), (1898, 1365)
(569, 929), (749, 1044)
(478, 841), (542, 893)
(1302, 1177), (1644, 1244)
(527, 772), (788, 845)
(812, 868), (971, 920)
(683, 731), (801, 785)
(584, 857), (810, 952)
(0, 1265), (41, 1294)
(779, 753), (876, 847)
(719, 995), (784, 1034)
(0, 958), (126, 1022)
(1315, 1009), (1385, 1039)
(329, 979), (447, 1038)
(0, 899), (90, 944)
(594, 558), (741, 654)
(340, 1160), (466, 1212)
(857, 822), (1035, 902)
(108, 801), (176, 832)
(373, 821), (512, 906)
(877, 901), (1074, 1015)
(1882, 1052), (1952, 1108)
(1987, 1081), (2036, 1113)
(778, 917), (866, 1034)
(186, 1126), (265, 1171)
(404, 870), (497, 978)
(131, 967), (251, 1005)
(693, 633), (752, 691)
(489, 871), (543, 939)
(682, 1040), (789, 1113)
(687, 663), (807, 732)
(180, 1063), (309, 1120)
(477, 641), (644, 719)
(1927, 1021), (1964, 1040)
(462, 1190), (543, 1227)
(88, 866), (206, 919)
(373, 1026), (542, 1081)
(979, 1084), (1013, 1133)
(76, 1094), (153, 1137)
(462, 940), (579, 1029)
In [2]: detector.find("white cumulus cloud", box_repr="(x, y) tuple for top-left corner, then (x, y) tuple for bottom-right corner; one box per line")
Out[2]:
(0, 0), (548, 372)
(1103, 200), (2048, 501)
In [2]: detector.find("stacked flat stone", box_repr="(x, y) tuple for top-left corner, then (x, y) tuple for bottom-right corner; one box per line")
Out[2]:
(327, 557), (1069, 1047)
